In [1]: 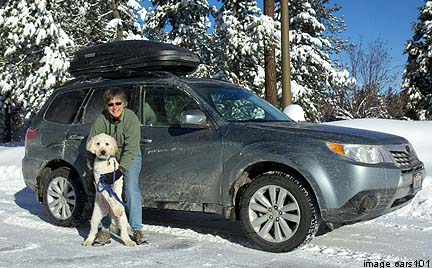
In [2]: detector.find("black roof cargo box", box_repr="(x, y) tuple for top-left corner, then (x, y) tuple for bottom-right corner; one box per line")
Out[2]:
(69, 40), (201, 78)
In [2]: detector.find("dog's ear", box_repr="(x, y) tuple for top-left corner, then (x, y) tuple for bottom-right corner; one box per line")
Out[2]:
(86, 136), (97, 154)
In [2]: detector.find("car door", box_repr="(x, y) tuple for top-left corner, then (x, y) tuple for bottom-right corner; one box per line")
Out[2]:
(140, 82), (223, 208)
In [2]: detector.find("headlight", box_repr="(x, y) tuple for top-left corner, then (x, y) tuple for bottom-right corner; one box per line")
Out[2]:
(326, 142), (390, 164)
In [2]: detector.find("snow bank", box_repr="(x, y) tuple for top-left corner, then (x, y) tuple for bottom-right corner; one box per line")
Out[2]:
(326, 119), (432, 219)
(0, 144), (25, 187)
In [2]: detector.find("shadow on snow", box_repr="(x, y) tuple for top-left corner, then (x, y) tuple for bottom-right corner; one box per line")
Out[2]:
(14, 187), (256, 250)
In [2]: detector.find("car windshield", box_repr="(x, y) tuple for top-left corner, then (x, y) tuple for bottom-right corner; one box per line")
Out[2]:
(190, 84), (293, 122)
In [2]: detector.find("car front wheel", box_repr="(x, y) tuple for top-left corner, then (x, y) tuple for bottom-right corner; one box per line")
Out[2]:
(42, 167), (88, 227)
(239, 173), (318, 252)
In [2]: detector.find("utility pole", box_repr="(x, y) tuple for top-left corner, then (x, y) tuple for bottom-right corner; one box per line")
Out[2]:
(264, 0), (278, 107)
(281, 0), (292, 108)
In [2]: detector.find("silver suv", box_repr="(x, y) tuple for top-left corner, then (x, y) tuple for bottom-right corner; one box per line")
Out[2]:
(22, 73), (425, 252)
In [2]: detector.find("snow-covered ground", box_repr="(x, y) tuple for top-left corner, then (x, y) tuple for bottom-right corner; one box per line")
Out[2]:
(0, 119), (431, 268)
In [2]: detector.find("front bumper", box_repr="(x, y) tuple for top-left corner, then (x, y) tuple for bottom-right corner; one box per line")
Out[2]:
(321, 165), (426, 223)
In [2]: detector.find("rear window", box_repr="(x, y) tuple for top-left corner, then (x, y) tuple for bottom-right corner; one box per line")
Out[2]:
(45, 90), (88, 124)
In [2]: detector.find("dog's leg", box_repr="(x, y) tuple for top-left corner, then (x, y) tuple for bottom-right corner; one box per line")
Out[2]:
(111, 179), (125, 217)
(116, 215), (136, 247)
(83, 200), (106, 246)
(101, 190), (124, 218)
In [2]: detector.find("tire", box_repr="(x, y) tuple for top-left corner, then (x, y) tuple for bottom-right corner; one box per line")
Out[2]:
(239, 173), (319, 252)
(42, 167), (89, 227)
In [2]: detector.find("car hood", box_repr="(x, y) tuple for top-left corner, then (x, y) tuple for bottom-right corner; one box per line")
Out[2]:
(241, 121), (407, 145)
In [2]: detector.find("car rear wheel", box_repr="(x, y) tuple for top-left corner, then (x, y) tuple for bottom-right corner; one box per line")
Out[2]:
(239, 173), (318, 252)
(42, 167), (89, 227)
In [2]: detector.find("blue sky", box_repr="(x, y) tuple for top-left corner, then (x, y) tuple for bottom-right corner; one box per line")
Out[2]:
(332, 0), (425, 81)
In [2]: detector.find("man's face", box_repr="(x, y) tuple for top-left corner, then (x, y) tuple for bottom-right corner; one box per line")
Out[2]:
(107, 96), (124, 120)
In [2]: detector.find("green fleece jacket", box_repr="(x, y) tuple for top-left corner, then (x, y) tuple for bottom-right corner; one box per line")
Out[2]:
(87, 108), (140, 170)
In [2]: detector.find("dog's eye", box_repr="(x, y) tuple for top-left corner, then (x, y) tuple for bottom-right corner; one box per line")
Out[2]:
(96, 142), (100, 146)
(106, 143), (109, 146)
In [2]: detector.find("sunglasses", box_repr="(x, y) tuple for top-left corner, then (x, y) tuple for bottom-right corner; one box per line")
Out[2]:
(107, 102), (122, 107)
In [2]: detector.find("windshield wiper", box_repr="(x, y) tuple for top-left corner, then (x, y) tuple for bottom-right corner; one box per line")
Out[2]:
(235, 119), (292, 122)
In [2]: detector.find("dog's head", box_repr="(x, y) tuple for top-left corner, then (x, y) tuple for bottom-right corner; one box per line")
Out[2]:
(86, 133), (118, 159)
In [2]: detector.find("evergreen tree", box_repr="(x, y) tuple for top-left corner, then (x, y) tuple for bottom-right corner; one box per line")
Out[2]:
(0, 0), (73, 140)
(276, 0), (353, 122)
(312, 0), (349, 55)
(212, 0), (278, 95)
(402, 0), (432, 120)
(144, 0), (212, 75)
(52, 0), (146, 46)
(0, 0), (145, 141)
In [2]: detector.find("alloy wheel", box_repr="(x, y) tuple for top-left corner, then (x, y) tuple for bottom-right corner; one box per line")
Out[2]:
(46, 176), (76, 220)
(248, 184), (301, 242)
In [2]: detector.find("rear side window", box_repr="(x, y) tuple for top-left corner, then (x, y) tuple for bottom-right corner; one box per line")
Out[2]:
(45, 90), (88, 124)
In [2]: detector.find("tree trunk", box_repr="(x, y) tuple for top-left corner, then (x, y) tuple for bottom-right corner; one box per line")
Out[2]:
(111, 0), (124, 40)
(264, 0), (278, 107)
(4, 102), (12, 142)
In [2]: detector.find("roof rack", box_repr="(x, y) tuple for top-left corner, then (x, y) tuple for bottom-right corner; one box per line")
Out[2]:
(70, 70), (177, 80)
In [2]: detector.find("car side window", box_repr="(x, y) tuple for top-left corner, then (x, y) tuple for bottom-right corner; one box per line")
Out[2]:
(45, 89), (88, 124)
(143, 88), (198, 127)
(83, 86), (141, 124)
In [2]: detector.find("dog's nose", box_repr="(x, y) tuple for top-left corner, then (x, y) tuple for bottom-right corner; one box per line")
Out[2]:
(101, 150), (106, 155)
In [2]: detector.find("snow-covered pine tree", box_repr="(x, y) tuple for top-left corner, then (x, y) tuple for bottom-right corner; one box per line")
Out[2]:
(0, 0), (73, 141)
(210, 0), (352, 121)
(144, 0), (211, 75)
(275, 0), (353, 122)
(51, 0), (146, 46)
(402, 0), (432, 120)
(312, 0), (348, 56)
(213, 0), (278, 95)
(107, 0), (146, 40)
(49, 0), (113, 46)
(0, 0), (146, 141)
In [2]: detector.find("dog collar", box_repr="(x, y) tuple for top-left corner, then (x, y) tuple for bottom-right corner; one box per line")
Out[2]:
(97, 156), (112, 161)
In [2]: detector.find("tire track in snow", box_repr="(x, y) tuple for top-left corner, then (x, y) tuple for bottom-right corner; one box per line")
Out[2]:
(0, 243), (40, 254)
(142, 224), (246, 247)
(3, 214), (77, 235)
(298, 244), (413, 267)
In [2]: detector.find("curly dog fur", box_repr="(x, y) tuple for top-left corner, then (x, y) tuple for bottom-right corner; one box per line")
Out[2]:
(83, 133), (136, 247)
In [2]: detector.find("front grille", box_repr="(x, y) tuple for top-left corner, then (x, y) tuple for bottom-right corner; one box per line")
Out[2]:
(386, 144), (423, 173)
(390, 151), (416, 168)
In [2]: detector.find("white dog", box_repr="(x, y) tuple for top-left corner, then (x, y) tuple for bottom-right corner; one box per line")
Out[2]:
(83, 133), (136, 247)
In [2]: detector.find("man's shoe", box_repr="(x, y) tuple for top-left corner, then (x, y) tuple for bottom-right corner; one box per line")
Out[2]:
(132, 230), (147, 245)
(93, 229), (111, 246)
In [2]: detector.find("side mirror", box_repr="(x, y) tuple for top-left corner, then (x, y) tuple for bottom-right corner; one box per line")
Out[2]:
(180, 109), (209, 129)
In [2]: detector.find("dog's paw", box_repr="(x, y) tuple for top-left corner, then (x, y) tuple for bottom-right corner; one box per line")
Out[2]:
(113, 207), (124, 217)
(82, 240), (93, 247)
(125, 240), (137, 247)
